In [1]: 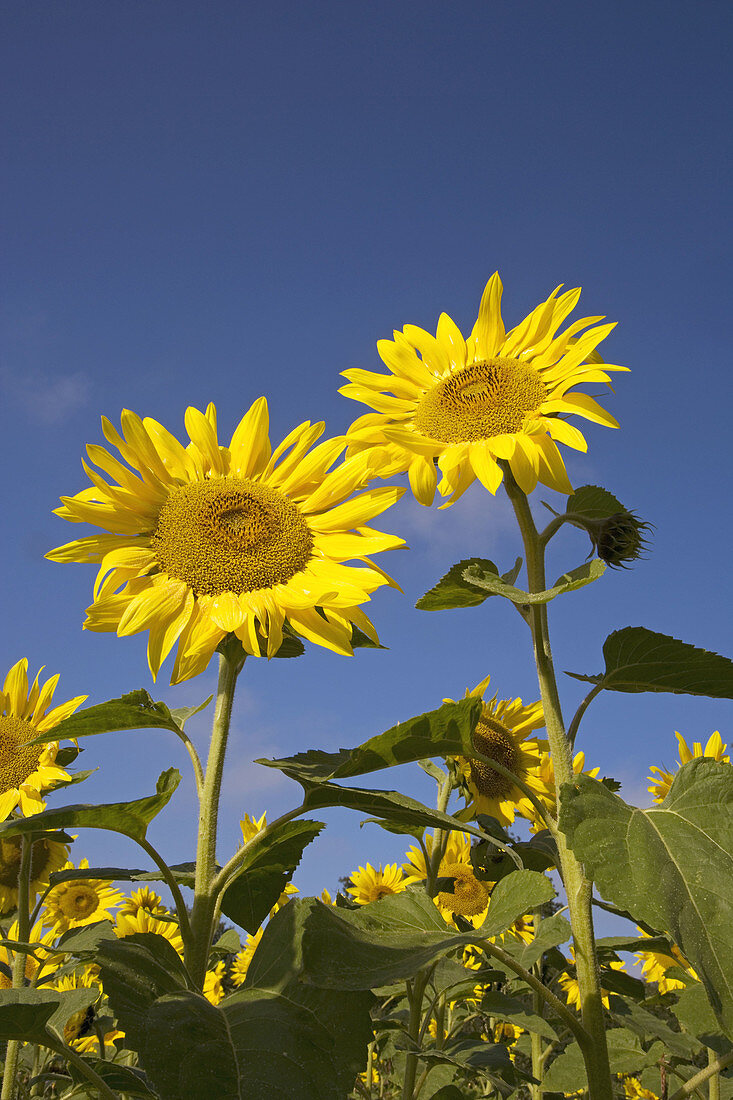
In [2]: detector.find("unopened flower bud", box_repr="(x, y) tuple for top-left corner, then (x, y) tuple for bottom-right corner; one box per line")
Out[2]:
(590, 511), (652, 568)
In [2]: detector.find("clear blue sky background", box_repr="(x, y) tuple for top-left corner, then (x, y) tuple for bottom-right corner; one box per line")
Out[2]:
(2, 2), (731, 929)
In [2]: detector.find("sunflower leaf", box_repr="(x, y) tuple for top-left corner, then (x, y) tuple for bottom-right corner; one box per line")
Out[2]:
(0, 769), (181, 843)
(0, 988), (99, 1044)
(559, 762), (733, 1038)
(67, 1062), (158, 1099)
(672, 982), (733, 1055)
(48, 866), (147, 887)
(96, 932), (370, 1099)
(24, 690), (186, 745)
(564, 626), (733, 696)
(607, 994), (698, 1059)
(168, 695), (213, 729)
(565, 484), (626, 520)
(219, 819), (324, 934)
(462, 558), (605, 605)
(416, 558), (502, 610)
(542, 1028), (648, 1092)
(256, 697), (481, 781)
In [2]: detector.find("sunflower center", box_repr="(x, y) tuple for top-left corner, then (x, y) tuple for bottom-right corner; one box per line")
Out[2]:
(151, 478), (314, 596)
(0, 717), (43, 795)
(58, 884), (100, 920)
(413, 357), (546, 443)
(437, 862), (490, 916)
(469, 717), (519, 799)
(0, 837), (54, 888)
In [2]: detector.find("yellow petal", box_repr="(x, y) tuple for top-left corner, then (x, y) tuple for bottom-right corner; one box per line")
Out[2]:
(308, 487), (405, 532)
(3, 659), (29, 717)
(185, 406), (226, 476)
(287, 608), (353, 656)
(147, 590), (195, 680)
(545, 418), (588, 452)
(408, 456), (437, 506)
(205, 591), (245, 632)
(435, 313), (468, 370)
(229, 396), (271, 479)
(470, 272), (505, 359)
(469, 445), (503, 495)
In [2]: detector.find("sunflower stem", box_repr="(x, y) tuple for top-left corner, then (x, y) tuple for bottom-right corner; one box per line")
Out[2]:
(187, 642), (245, 988)
(530, 910), (545, 1100)
(707, 1048), (720, 1100)
(135, 836), (193, 951)
(402, 970), (429, 1100)
(501, 464), (614, 1100)
(1, 833), (32, 1100)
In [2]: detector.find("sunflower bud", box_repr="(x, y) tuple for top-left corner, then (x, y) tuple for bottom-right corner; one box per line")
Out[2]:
(587, 511), (652, 568)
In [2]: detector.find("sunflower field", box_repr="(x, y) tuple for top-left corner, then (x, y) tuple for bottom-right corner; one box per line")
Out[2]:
(1, 274), (732, 1100)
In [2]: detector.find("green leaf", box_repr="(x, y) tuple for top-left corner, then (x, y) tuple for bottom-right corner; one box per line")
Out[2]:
(673, 982), (733, 1056)
(0, 769), (180, 843)
(257, 697), (481, 782)
(415, 558), (505, 610)
(210, 929), (242, 959)
(566, 626), (733, 696)
(168, 696), (213, 730)
(477, 990), (557, 1040)
(462, 558), (605, 605)
(0, 987), (98, 1044)
(566, 485), (626, 520)
(518, 912), (572, 970)
(607, 994), (698, 1059)
(97, 933), (368, 1099)
(299, 780), (487, 838)
(25, 690), (187, 745)
(543, 1029), (647, 1092)
(134, 861), (197, 887)
(74, 1062), (158, 1099)
(560, 762), (733, 1037)
(49, 866), (146, 887)
(55, 919), (118, 954)
(219, 820), (324, 934)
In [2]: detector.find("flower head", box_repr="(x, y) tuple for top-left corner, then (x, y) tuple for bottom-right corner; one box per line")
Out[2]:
(436, 862), (490, 919)
(648, 731), (729, 803)
(450, 675), (547, 827)
(341, 273), (626, 505)
(559, 946), (625, 1010)
(48, 399), (405, 683)
(117, 886), (166, 916)
(0, 659), (85, 821)
(347, 863), (407, 904)
(0, 919), (60, 987)
(230, 927), (264, 987)
(528, 749), (600, 830)
(115, 904), (184, 957)
(635, 928), (698, 992)
(43, 859), (125, 931)
(0, 835), (69, 913)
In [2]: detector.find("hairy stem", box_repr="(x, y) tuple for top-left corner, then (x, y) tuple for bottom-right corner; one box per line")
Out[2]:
(1, 834), (32, 1100)
(402, 971), (430, 1100)
(187, 642), (245, 987)
(667, 1051), (733, 1100)
(706, 1048), (720, 1100)
(136, 836), (193, 949)
(501, 465), (613, 1100)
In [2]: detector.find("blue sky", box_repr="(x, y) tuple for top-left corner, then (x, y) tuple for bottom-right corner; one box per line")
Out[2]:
(2, 2), (731, 929)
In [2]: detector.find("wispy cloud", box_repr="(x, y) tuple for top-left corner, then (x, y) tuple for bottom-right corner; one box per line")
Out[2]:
(0, 365), (90, 424)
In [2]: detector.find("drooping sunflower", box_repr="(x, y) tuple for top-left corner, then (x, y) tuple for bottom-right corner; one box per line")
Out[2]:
(43, 859), (125, 932)
(435, 863), (490, 922)
(0, 835), (69, 913)
(341, 273), (626, 505)
(47, 399), (405, 683)
(347, 863), (407, 904)
(635, 928), (698, 992)
(450, 675), (547, 827)
(647, 730), (729, 803)
(0, 659), (85, 821)
(402, 828), (472, 881)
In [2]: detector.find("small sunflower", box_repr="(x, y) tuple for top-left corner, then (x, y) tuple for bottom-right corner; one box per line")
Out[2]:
(230, 927), (264, 987)
(341, 273), (626, 505)
(347, 863), (407, 904)
(528, 749), (600, 830)
(402, 829), (472, 881)
(117, 886), (166, 916)
(0, 919), (60, 988)
(436, 862), (490, 921)
(622, 1078), (658, 1100)
(240, 810), (268, 843)
(43, 859), (125, 932)
(648, 731), (729, 803)
(558, 946), (625, 1010)
(204, 960), (226, 1005)
(0, 659), (85, 821)
(52, 972), (125, 1054)
(635, 928), (698, 992)
(0, 835), (69, 913)
(47, 399), (405, 683)
(450, 675), (547, 827)
(115, 904), (185, 957)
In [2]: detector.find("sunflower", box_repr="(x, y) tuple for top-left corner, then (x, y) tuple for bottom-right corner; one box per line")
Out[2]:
(622, 1079), (658, 1100)
(0, 659), (85, 821)
(347, 863), (407, 904)
(436, 863), (490, 921)
(204, 960), (226, 1005)
(238, 811), (298, 914)
(117, 886), (166, 916)
(528, 749), (600, 830)
(0, 835), (69, 913)
(0, 919), (60, 988)
(230, 927), (264, 987)
(635, 928), (698, 992)
(558, 946), (625, 1010)
(402, 828), (472, 881)
(648, 731), (729, 803)
(52, 972), (125, 1054)
(115, 904), (185, 957)
(341, 273), (626, 506)
(47, 399), (405, 683)
(450, 675), (547, 827)
(43, 859), (125, 932)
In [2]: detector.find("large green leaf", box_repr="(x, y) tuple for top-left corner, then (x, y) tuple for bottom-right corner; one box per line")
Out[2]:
(673, 982), (733, 1056)
(566, 626), (733, 696)
(462, 558), (605, 605)
(299, 780), (487, 838)
(97, 932), (370, 1099)
(0, 987), (98, 1044)
(560, 762), (733, 1037)
(25, 690), (188, 745)
(517, 912), (572, 970)
(69, 1062), (158, 1098)
(477, 990), (557, 1040)
(296, 873), (553, 991)
(219, 820), (324, 934)
(415, 557), (521, 611)
(0, 769), (180, 843)
(565, 484), (626, 520)
(542, 1029), (647, 1091)
(607, 994), (698, 1059)
(257, 698), (481, 782)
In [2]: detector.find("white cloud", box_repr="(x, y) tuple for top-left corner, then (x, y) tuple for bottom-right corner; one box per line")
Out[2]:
(0, 365), (90, 424)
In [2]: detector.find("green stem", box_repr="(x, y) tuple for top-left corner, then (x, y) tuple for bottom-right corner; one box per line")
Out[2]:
(501, 465), (613, 1100)
(187, 643), (245, 988)
(667, 1051), (733, 1100)
(707, 1048), (720, 1100)
(566, 683), (604, 749)
(1, 834), (32, 1100)
(43, 1033), (120, 1100)
(530, 910), (544, 1100)
(402, 971), (429, 1100)
(135, 836), (193, 950)
(211, 803), (307, 897)
(471, 750), (558, 836)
